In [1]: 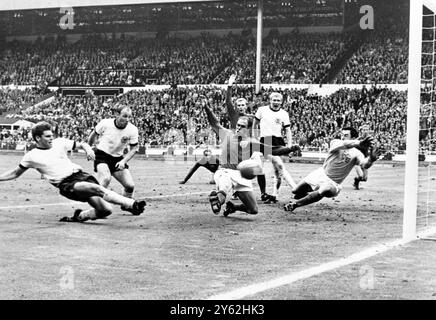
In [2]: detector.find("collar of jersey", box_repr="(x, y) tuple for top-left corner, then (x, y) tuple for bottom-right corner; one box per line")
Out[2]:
(114, 119), (127, 130)
(269, 106), (282, 112)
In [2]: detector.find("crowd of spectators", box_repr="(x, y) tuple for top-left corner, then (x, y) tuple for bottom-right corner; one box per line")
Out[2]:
(0, 1), (343, 36)
(334, 0), (409, 84)
(1, 26), (410, 87)
(0, 87), (43, 115)
(4, 85), (426, 155)
(214, 32), (348, 84)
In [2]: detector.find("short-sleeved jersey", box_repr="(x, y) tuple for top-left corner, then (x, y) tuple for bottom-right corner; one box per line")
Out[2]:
(220, 132), (259, 170)
(19, 138), (82, 185)
(323, 139), (365, 184)
(255, 106), (290, 138)
(95, 119), (139, 157)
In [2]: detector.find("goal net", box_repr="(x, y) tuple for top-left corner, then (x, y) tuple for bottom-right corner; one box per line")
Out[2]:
(404, 0), (436, 239)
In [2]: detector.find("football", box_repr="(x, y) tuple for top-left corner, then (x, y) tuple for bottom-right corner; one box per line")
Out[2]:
(237, 159), (262, 180)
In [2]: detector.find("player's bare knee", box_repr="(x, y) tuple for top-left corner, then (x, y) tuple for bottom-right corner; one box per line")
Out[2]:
(271, 157), (283, 171)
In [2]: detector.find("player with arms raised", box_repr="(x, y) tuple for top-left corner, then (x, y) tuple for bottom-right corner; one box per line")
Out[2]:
(202, 97), (292, 217)
(226, 74), (276, 202)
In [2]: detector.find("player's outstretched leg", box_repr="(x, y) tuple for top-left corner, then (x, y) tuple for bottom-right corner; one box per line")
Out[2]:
(284, 183), (338, 213)
(73, 181), (146, 215)
(271, 156), (296, 189)
(60, 197), (113, 223)
(284, 191), (323, 213)
(266, 156), (296, 204)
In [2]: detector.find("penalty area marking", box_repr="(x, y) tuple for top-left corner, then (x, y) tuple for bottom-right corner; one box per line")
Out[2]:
(207, 226), (436, 300)
(0, 191), (209, 210)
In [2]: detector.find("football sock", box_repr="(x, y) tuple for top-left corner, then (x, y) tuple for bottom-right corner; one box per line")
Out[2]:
(257, 174), (266, 194)
(281, 168), (297, 189)
(272, 176), (281, 197)
(103, 190), (135, 208)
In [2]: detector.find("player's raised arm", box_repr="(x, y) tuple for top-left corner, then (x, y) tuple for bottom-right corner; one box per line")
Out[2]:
(0, 165), (28, 182)
(202, 99), (229, 140)
(329, 136), (373, 153)
(226, 74), (239, 129)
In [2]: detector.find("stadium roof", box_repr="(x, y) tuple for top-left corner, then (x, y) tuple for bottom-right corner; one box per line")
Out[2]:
(0, 0), (220, 11)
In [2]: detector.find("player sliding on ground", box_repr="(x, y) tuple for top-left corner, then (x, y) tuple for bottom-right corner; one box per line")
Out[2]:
(225, 74), (272, 202)
(0, 122), (146, 222)
(201, 98), (294, 217)
(284, 127), (381, 213)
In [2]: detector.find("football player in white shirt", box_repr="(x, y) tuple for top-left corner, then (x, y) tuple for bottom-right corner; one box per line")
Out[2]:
(88, 105), (139, 212)
(0, 122), (146, 222)
(252, 92), (298, 204)
(284, 127), (380, 213)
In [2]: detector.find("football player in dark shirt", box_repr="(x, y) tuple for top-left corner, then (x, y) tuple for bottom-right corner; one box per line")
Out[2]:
(179, 149), (220, 184)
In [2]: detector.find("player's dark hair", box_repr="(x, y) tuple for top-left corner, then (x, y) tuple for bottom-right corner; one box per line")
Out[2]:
(342, 126), (359, 138)
(117, 105), (131, 114)
(31, 121), (52, 141)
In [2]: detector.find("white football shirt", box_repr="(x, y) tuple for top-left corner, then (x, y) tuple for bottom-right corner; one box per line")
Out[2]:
(255, 106), (291, 138)
(323, 139), (365, 184)
(95, 119), (139, 157)
(20, 138), (82, 184)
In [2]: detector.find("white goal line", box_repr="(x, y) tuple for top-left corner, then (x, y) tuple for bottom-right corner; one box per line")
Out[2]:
(207, 226), (436, 300)
(0, 191), (209, 210)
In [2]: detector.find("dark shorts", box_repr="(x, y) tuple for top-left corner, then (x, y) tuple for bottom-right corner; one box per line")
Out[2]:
(94, 149), (129, 174)
(55, 171), (100, 202)
(260, 136), (286, 156)
(260, 136), (286, 147)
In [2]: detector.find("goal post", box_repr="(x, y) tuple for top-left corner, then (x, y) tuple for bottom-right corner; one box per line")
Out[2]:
(403, 0), (423, 240)
(404, 0), (436, 240)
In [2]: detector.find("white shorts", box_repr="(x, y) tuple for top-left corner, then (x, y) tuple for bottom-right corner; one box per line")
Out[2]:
(302, 167), (342, 197)
(214, 168), (253, 194)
